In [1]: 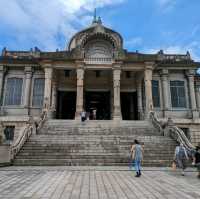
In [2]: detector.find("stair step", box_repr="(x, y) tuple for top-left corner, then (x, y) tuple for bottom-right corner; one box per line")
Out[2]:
(13, 120), (177, 167)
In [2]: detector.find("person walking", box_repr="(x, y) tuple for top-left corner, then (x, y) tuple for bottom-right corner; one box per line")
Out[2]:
(92, 108), (97, 120)
(80, 110), (87, 122)
(130, 139), (143, 177)
(174, 143), (189, 176)
(192, 146), (200, 178)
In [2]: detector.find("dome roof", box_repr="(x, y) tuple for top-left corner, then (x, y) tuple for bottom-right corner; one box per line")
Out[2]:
(68, 17), (123, 51)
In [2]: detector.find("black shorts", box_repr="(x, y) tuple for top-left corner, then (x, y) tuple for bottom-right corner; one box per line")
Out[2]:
(81, 117), (86, 122)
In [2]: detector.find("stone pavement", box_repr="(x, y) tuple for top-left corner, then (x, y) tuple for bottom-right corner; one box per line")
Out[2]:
(0, 167), (199, 199)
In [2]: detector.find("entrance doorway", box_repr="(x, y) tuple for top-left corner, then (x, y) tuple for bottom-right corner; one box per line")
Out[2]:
(121, 92), (138, 120)
(57, 91), (76, 119)
(85, 91), (110, 120)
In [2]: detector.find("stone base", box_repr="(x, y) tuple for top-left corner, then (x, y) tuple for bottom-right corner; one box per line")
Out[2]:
(113, 115), (121, 120)
(0, 144), (11, 164)
(47, 110), (55, 119)
(163, 110), (171, 118)
(192, 110), (199, 119)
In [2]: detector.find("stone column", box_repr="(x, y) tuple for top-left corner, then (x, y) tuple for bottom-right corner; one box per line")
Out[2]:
(24, 67), (33, 112)
(144, 63), (153, 118)
(136, 75), (143, 120)
(160, 69), (170, 118)
(51, 81), (57, 118)
(43, 66), (53, 117)
(0, 65), (5, 106)
(75, 67), (84, 119)
(113, 67), (121, 120)
(187, 70), (198, 118)
(195, 85), (200, 112)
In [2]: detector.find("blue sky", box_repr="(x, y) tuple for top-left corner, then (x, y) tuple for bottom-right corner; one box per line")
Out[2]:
(0, 0), (200, 61)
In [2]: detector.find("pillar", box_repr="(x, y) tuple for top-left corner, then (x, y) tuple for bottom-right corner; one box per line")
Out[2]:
(113, 66), (121, 120)
(160, 69), (170, 118)
(24, 67), (33, 112)
(43, 66), (53, 117)
(187, 70), (198, 118)
(0, 65), (5, 106)
(144, 63), (153, 118)
(136, 75), (143, 120)
(51, 81), (57, 118)
(195, 85), (200, 112)
(75, 67), (84, 119)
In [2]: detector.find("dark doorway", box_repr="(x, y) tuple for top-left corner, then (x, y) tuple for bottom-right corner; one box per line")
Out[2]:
(57, 91), (76, 119)
(85, 91), (110, 120)
(121, 92), (138, 120)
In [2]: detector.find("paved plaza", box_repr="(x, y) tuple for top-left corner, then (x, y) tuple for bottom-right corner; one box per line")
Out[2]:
(0, 167), (199, 199)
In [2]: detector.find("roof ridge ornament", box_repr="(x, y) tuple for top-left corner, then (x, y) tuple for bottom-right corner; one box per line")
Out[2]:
(92, 8), (97, 24)
(92, 8), (102, 25)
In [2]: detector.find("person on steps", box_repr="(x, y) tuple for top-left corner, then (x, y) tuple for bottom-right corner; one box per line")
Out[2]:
(130, 139), (143, 177)
(174, 143), (189, 176)
(192, 146), (200, 179)
(80, 110), (87, 122)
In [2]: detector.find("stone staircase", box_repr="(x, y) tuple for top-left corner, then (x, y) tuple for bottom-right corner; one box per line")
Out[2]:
(13, 120), (177, 166)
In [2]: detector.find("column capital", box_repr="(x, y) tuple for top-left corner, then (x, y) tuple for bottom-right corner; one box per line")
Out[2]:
(145, 62), (154, 70)
(75, 61), (85, 69)
(186, 69), (195, 77)
(0, 65), (7, 76)
(44, 67), (53, 79)
(0, 65), (5, 72)
(112, 61), (122, 70)
(76, 68), (85, 80)
(24, 66), (33, 78)
(113, 70), (121, 83)
(160, 69), (168, 75)
(40, 60), (52, 68)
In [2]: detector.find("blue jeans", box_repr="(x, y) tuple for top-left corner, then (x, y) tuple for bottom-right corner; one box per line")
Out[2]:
(135, 160), (141, 173)
(129, 159), (135, 169)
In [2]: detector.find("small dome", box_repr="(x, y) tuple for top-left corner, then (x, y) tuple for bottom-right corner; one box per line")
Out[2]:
(68, 18), (123, 52)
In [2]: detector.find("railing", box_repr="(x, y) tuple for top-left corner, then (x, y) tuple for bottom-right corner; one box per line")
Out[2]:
(149, 111), (164, 135)
(84, 57), (113, 64)
(149, 111), (195, 152)
(167, 124), (195, 151)
(11, 121), (36, 160)
(10, 110), (47, 160)
(36, 110), (47, 133)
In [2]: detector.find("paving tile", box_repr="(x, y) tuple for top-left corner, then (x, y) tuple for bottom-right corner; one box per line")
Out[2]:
(0, 167), (199, 199)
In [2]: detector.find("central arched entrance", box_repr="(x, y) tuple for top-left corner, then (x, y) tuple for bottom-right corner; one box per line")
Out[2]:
(85, 91), (111, 120)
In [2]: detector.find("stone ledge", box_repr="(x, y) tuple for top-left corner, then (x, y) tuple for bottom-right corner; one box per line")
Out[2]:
(0, 116), (30, 122)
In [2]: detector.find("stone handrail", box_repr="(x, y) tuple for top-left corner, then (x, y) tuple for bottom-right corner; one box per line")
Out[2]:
(11, 122), (36, 160)
(149, 111), (195, 151)
(36, 110), (47, 133)
(10, 110), (47, 160)
(167, 124), (195, 151)
(149, 111), (164, 135)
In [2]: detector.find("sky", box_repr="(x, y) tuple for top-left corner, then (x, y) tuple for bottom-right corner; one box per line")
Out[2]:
(0, 0), (200, 61)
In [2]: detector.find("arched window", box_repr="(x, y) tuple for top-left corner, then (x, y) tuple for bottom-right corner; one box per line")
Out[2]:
(85, 40), (112, 59)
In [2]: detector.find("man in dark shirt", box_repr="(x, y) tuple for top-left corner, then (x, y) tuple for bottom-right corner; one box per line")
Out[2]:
(193, 146), (200, 178)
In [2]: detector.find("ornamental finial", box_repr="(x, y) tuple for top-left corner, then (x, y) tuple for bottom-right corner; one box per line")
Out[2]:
(92, 8), (97, 24)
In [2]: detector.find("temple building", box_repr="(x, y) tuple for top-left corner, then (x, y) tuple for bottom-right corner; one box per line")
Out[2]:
(0, 16), (200, 166)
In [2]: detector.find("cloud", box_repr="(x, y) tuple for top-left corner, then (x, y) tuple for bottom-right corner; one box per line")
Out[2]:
(0, 0), (125, 51)
(143, 42), (200, 61)
(156, 0), (176, 12)
(125, 37), (143, 48)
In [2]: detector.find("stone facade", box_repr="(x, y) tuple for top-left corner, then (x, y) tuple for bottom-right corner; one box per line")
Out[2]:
(0, 18), (200, 146)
